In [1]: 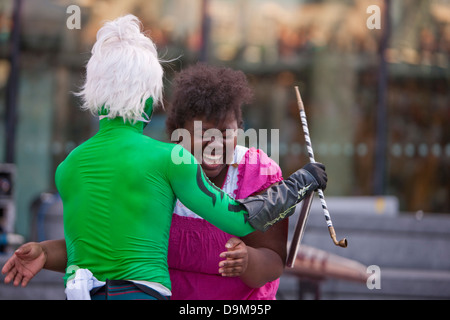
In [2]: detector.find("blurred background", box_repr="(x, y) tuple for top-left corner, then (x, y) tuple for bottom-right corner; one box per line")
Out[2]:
(0, 0), (449, 299)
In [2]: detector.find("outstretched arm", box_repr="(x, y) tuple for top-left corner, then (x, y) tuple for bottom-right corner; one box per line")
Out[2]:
(1, 239), (67, 287)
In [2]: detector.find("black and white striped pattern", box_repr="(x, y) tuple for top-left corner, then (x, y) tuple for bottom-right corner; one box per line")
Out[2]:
(296, 88), (333, 228)
(299, 109), (333, 227)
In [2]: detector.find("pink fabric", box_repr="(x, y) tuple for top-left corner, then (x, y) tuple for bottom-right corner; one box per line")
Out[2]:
(168, 148), (283, 300)
(235, 147), (283, 199)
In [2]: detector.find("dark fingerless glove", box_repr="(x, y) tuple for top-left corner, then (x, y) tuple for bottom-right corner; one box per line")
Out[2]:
(302, 162), (327, 190)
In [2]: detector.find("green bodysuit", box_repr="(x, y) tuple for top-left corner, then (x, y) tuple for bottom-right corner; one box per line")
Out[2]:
(56, 117), (255, 291)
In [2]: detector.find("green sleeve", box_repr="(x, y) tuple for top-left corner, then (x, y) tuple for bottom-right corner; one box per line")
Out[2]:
(167, 145), (255, 237)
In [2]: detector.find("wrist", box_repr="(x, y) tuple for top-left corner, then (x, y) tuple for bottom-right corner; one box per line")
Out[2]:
(39, 241), (50, 267)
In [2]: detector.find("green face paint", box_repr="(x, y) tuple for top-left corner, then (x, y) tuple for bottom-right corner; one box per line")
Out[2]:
(142, 97), (153, 128)
(98, 97), (153, 126)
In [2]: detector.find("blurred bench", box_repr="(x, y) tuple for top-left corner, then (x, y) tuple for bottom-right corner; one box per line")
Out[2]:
(282, 245), (368, 299)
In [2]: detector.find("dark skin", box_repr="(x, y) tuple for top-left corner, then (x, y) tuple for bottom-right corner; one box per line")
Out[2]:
(183, 115), (287, 288)
(2, 115), (287, 289)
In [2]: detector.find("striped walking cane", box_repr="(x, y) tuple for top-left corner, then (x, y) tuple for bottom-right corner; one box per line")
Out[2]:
(287, 86), (347, 268)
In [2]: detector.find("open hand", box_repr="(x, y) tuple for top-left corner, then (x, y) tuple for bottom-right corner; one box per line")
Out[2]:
(1, 242), (46, 287)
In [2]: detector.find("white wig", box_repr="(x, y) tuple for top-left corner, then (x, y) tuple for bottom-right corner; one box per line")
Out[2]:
(76, 14), (163, 123)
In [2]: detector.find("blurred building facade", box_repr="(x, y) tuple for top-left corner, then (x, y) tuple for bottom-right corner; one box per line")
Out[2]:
(0, 0), (449, 238)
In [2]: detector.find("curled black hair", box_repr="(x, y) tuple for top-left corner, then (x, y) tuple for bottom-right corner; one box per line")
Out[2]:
(166, 63), (253, 137)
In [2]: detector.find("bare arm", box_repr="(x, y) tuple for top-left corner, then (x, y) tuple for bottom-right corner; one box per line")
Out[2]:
(239, 219), (288, 288)
(41, 239), (67, 273)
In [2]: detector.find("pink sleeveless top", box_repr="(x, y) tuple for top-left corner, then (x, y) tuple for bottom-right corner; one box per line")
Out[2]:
(168, 146), (283, 300)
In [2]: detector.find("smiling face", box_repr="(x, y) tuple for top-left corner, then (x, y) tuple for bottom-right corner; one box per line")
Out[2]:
(183, 114), (238, 180)
(166, 63), (254, 183)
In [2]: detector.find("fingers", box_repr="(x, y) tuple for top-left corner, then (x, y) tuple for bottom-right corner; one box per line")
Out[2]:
(219, 252), (246, 277)
(219, 238), (244, 260)
(19, 274), (31, 287)
(2, 253), (30, 287)
(14, 244), (31, 257)
(2, 267), (15, 284)
(219, 252), (245, 276)
(2, 253), (19, 283)
(219, 237), (248, 277)
(219, 260), (245, 277)
(303, 162), (328, 190)
(224, 237), (242, 250)
(14, 242), (40, 259)
(315, 162), (325, 170)
(3, 265), (19, 286)
(2, 262), (19, 286)
(1, 257), (13, 275)
(3, 265), (31, 287)
(13, 272), (23, 287)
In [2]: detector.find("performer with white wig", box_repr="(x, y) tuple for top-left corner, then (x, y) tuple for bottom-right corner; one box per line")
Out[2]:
(2, 15), (327, 300)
